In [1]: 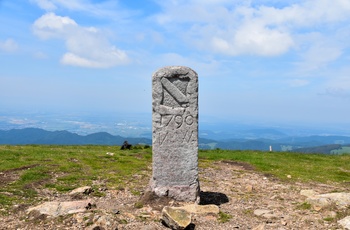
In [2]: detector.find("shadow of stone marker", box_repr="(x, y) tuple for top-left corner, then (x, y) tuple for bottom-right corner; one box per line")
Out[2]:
(150, 66), (200, 203)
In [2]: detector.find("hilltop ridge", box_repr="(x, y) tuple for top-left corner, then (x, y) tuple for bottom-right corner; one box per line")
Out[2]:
(1, 128), (350, 154)
(0, 128), (151, 146)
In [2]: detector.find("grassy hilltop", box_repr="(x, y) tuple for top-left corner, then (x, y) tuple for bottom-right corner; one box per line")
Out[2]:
(0, 145), (349, 213)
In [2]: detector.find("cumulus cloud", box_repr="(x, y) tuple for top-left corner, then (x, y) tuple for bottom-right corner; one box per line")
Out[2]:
(32, 12), (129, 68)
(154, 0), (350, 57)
(33, 13), (77, 39)
(0, 38), (19, 53)
(211, 22), (293, 56)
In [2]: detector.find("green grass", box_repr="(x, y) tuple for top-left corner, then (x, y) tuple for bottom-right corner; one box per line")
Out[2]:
(296, 202), (312, 210)
(0, 145), (349, 213)
(218, 211), (232, 223)
(0, 145), (152, 210)
(199, 149), (350, 184)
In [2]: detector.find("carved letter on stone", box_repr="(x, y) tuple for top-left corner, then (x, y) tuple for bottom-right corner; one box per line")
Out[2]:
(150, 66), (200, 202)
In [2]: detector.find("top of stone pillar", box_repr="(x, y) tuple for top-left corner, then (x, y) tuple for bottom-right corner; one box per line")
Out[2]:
(152, 66), (198, 113)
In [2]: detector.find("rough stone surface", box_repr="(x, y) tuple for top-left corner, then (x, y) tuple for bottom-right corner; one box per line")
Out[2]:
(306, 192), (350, 210)
(300, 189), (317, 197)
(253, 209), (279, 219)
(252, 223), (266, 230)
(338, 216), (350, 230)
(161, 206), (191, 230)
(69, 186), (93, 196)
(150, 66), (199, 202)
(26, 199), (92, 217)
(173, 204), (219, 215)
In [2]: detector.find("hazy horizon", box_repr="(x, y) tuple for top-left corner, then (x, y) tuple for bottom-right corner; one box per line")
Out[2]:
(1, 109), (350, 138)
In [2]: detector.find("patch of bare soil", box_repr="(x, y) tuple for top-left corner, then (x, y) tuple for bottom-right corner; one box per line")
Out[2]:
(0, 164), (40, 185)
(0, 160), (348, 230)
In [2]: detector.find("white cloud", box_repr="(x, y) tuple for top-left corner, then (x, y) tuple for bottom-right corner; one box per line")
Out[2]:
(301, 44), (342, 71)
(294, 33), (343, 73)
(61, 49), (128, 68)
(303, 0), (350, 24)
(212, 21), (294, 56)
(32, 0), (88, 12)
(48, 0), (108, 13)
(153, 0), (350, 57)
(32, 12), (129, 68)
(0, 38), (19, 53)
(153, 53), (223, 78)
(31, 0), (130, 19)
(31, 0), (57, 11)
(33, 12), (77, 39)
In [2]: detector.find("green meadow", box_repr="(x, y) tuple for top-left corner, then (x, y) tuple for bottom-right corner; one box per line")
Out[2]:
(0, 145), (349, 213)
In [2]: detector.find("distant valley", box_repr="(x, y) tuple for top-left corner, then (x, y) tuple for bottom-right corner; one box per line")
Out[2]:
(1, 128), (350, 154)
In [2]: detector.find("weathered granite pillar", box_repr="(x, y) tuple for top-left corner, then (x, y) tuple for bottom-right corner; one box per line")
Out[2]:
(150, 66), (200, 202)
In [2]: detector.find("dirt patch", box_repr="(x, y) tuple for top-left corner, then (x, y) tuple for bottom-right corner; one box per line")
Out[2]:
(23, 178), (51, 191)
(133, 153), (145, 159)
(12, 204), (31, 213)
(2, 164), (40, 173)
(0, 164), (40, 185)
(219, 160), (255, 170)
(138, 191), (173, 211)
(0, 172), (18, 185)
(69, 158), (79, 163)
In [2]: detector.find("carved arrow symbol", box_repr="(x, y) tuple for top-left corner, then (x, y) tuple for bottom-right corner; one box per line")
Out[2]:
(161, 78), (189, 103)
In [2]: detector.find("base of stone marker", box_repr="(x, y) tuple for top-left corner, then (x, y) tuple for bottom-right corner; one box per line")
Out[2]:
(150, 180), (200, 203)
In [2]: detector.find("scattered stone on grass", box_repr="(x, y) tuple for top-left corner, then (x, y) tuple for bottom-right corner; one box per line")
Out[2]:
(253, 208), (282, 220)
(26, 199), (93, 217)
(161, 206), (191, 230)
(338, 216), (350, 230)
(69, 186), (93, 196)
(306, 192), (350, 210)
(300, 189), (317, 197)
(172, 204), (219, 215)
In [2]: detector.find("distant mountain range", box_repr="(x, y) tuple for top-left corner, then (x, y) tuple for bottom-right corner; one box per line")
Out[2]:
(0, 128), (151, 146)
(1, 128), (350, 154)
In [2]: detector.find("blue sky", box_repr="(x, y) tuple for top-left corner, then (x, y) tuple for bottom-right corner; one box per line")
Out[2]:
(1, 0), (350, 131)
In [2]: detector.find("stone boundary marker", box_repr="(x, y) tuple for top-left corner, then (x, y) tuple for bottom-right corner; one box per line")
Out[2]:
(150, 66), (200, 202)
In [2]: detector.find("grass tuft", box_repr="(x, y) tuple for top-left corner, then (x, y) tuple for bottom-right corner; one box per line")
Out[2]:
(297, 202), (312, 210)
(218, 211), (232, 223)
